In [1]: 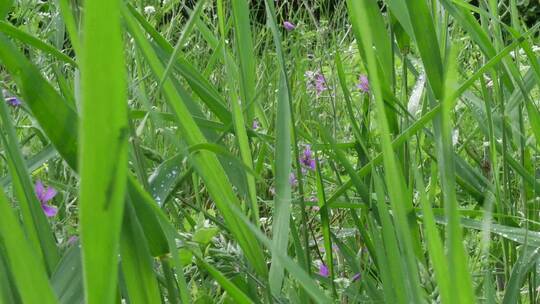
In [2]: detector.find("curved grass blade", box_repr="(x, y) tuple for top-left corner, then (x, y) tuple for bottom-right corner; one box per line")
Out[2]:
(196, 257), (254, 304)
(502, 246), (540, 304)
(0, 185), (58, 304)
(0, 34), (79, 168)
(0, 99), (59, 274)
(0, 250), (19, 304)
(0, 21), (77, 66)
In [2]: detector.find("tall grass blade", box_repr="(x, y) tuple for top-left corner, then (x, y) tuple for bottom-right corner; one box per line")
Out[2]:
(79, 0), (128, 302)
(263, 0), (294, 294)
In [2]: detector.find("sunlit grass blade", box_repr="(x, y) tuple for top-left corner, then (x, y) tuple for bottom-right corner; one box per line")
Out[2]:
(79, 0), (128, 302)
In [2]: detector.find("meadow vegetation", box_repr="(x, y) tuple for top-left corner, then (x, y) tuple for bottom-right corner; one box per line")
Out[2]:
(1, 0), (540, 303)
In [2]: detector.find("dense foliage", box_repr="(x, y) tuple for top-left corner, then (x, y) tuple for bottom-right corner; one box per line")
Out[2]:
(1, 0), (540, 303)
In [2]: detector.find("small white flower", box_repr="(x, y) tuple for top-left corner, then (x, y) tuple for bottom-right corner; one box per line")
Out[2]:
(452, 129), (459, 146)
(144, 5), (156, 14)
(407, 73), (426, 116)
(483, 75), (494, 88)
(483, 141), (490, 147)
(334, 277), (351, 288)
(38, 12), (51, 18)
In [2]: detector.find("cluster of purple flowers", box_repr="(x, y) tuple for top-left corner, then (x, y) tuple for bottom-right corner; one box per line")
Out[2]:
(3, 90), (22, 107)
(318, 262), (361, 282)
(6, 97), (22, 107)
(304, 70), (328, 95)
(283, 21), (295, 31)
(288, 145), (317, 187)
(282, 20), (370, 98)
(357, 74), (370, 93)
(304, 72), (369, 96)
(300, 144), (316, 171)
(319, 263), (329, 277)
(252, 118), (260, 131)
(289, 172), (298, 187)
(35, 180), (58, 217)
(3, 89), (21, 107)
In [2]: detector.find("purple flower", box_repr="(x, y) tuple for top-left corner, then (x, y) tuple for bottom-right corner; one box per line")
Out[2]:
(289, 172), (298, 187)
(67, 235), (79, 245)
(5, 97), (21, 107)
(314, 74), (327, 95)
(305, 70), (328, 95)
(319, 263), (329, 277)
(357, 74), (369, 93)
(35, 180), (58, 217)
(252, 118), (260, 130)
(352, 273), (361, 282)
(283, 21), (295, 31)
(300, 145), (316, 171)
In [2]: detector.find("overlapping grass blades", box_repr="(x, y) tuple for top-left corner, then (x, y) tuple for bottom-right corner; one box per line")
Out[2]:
(122, 5), (268, 278)
(0, 184), (57, 304)
(1, 0), (540, 302)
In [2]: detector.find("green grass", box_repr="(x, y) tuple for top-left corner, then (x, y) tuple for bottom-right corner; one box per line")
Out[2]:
(0, 0), (540, 303)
